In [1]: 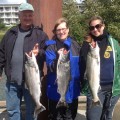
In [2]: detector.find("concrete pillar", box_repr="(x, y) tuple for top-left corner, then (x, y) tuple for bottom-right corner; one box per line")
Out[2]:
(27, 0), (62, 120)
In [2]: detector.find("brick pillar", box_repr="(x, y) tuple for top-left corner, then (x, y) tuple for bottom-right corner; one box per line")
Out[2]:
(27, 0), (62, 120)
(28, 0), (62, 39)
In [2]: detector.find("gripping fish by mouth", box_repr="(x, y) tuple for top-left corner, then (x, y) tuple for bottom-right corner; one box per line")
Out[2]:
(56, 49), (71, 108)
(85, 42), (101, 107)
(25, 52), (46, 118)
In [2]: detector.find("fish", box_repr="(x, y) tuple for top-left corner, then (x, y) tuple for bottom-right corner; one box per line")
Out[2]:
(85, 42), (101, 106)
(56, 48), (71, 108)
(25, 52), (46, 118)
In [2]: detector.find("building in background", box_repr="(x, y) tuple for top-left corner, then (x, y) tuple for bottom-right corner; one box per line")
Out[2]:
(0, 0), (26, 26)
(0, 4), (19, 25)
(0, 0), (82, 26)
(64, 0), (84, 12)
(75, 0), (84, 12)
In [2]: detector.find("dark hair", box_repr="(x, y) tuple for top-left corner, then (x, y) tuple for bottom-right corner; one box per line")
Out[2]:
(89, 16), (104, 26)
(52, 17), (69, 34)
(84, 33), (93, 43)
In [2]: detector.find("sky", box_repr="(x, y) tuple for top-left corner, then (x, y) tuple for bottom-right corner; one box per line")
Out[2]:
(0, 0), (82, 4)
(76, 0), (83, 3)
(0, 0), (26, 4)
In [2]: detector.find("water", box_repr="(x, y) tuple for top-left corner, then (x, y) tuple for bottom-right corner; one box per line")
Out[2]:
(0, 73), (6, 101)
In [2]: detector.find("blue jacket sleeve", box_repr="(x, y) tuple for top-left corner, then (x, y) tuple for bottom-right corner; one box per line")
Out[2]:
(45, 42), (58, 73)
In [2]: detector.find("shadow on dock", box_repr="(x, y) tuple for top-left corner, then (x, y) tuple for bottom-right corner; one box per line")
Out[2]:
(0, 110), (8, 120)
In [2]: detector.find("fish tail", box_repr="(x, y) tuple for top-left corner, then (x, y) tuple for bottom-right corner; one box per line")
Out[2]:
(34, 104), (46, 118)
(56, 100), (68, 108)
(90, 100), (101, 108)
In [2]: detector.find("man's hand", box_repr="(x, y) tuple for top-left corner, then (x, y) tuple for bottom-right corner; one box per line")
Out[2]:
(29, 43), (39, 57)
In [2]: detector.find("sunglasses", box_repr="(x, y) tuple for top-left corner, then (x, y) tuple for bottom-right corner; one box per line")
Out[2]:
(89, 24), (102, 31)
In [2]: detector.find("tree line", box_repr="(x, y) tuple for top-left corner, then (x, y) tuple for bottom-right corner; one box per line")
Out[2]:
(0, 0), (120, 43)
(63, 0), (120, 44)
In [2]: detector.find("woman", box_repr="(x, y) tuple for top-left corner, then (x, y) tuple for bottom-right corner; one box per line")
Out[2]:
(45, 18), (81, 120)
(80, 16), (120, 120)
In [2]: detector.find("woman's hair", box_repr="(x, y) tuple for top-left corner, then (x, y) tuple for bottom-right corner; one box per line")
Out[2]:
(89, 16), (104, 26)
(84, 34), (93, 43)
(52, 17), (68, 34)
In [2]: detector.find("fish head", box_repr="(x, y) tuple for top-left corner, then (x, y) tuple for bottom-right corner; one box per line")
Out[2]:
(89, 42), (100, 57)
(59, 49), (70, 62)
(88, 42), (100, 64)
(25, 52), (36, 68)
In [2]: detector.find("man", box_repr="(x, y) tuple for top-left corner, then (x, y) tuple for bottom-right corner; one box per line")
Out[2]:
(0, 3), (48, 120)
(80, 16), (120, 120)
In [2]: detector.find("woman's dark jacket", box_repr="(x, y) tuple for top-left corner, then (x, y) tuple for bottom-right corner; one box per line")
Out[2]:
(80, 34), (120, 97)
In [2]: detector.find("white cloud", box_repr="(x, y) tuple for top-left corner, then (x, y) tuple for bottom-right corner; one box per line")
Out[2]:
(76, 0), (83, 3)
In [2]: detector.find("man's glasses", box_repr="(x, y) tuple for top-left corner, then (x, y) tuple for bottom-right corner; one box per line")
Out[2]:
(89, 24), (102, 31)
(56, 28), (67, 33)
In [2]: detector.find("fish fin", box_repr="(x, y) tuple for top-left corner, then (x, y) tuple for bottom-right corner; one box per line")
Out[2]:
(56, 101), (68, 108)
(99, 86), (101, 90)
(25, 52), (29, 57)
(24, 82), (29, 90)
(57, 88), (59, 93)
(34, 104), (46, 118)
(54, 78), (58, 85)
(84, 70), (88, 80)
(35, 67), (39, 73)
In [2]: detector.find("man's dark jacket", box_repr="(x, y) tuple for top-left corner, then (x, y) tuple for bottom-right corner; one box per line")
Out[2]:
(0, 25), (48, 82)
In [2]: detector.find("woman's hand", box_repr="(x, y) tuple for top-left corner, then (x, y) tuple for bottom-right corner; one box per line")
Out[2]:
(57, 48), (64, 55)
(58, 48), (68, 55)
(90, 40), (96, 48)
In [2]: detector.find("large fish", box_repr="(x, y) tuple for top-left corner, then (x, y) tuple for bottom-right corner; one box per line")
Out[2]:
(25, 52), (46, 118)
(56, 48), (71, 108)
(85, 42), (101, 106)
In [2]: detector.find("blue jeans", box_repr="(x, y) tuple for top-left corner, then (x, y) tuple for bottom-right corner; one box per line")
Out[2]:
(5, 82), (35, 120)
(86, 85), (120, 120)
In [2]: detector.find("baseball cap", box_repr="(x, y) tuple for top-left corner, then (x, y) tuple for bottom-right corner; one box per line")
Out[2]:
(18, 3), (34, 12)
